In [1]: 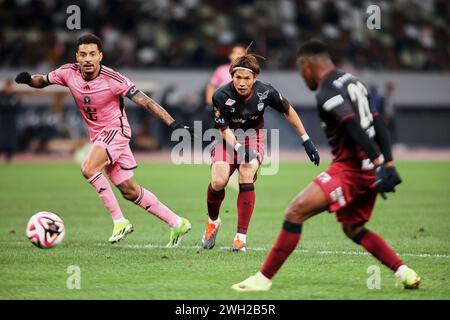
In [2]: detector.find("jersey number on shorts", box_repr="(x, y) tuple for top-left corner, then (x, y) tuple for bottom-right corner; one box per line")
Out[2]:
(347, 82), (374, 138)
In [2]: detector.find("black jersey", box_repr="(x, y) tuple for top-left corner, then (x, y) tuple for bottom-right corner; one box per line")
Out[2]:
(316, 69), (377, 164)
(212, 81), (290, 131)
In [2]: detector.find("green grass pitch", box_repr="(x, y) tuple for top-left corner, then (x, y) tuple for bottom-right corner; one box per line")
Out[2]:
(0, 161), (449, 299)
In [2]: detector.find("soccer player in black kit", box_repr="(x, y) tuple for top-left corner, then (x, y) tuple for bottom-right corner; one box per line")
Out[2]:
(232, 40), (421, 291)
(202, 50), (320, 252)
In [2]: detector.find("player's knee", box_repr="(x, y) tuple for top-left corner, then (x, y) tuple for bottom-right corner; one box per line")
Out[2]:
(211, 175), (228, 190)
(81, 161), (96, 179)
(284, 199), (307, 223)
(239, 166), (256, 183)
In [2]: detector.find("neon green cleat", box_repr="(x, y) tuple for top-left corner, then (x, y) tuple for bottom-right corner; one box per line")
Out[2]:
(231, 273), (272, 292)
(396, 266), (421, 289)
(166, 217), (191, 248)
(109, 219), (134, 244)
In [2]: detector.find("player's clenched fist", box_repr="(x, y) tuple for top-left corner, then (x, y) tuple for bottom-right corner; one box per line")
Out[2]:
(375, 166), (402, 199)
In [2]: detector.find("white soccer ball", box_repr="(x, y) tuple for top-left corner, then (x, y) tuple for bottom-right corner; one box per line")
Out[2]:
(26, 211), (65, 249)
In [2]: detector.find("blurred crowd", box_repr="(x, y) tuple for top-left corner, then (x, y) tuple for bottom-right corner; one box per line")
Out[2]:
(1, 0), (448, 71)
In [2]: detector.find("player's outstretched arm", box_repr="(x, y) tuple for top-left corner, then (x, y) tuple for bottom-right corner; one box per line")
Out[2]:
(131, 90), (175, 127)
(284, 105), (320, 165)
(15, 72), (50, 88)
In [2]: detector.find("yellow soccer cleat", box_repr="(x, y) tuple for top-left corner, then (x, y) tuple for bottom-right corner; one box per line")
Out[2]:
(109, 219), (134, 244)
(167, 217), (191, 248)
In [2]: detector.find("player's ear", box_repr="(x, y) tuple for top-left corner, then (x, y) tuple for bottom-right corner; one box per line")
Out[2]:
(99, 51), (103, 62)
(75, 50), (81, 63)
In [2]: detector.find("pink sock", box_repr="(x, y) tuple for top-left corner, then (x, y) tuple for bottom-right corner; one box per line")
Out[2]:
(134, 186), (180, 227)
(88, 172), (124, 221)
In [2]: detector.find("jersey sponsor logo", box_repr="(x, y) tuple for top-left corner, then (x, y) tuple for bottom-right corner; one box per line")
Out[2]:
(83, 96), (97, 121)
(257, 90), (269, 101)
(225, 98), (236, 106)
(323, 94), (344, 111)
(83, 107), (97, 121)
(231, 118), (246, 124)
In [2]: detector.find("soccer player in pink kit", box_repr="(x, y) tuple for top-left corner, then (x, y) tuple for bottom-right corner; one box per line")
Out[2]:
(205, 44), (246, 106)
(15, 34), (191, 246)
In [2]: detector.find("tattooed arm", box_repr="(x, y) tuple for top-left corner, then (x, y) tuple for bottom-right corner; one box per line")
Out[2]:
(131, 90), (175, 126)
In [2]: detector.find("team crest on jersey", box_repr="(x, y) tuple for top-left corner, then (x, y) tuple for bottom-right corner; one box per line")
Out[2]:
(257, 90), (269, 101)
(225, 98), (236, 106)
(257, 103), (264, 111)
(83, 96), (91, 104)
(214, 107), (221, 118)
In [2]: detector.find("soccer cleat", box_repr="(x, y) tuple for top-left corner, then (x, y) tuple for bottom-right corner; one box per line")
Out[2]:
(396, 267), (421, 289)
(232, 238), (247, 252)
(201, 218), (221, 249)
(231, 273), (272, 292)
(166, 217), (191, 248)
(109, 219), (134, 243)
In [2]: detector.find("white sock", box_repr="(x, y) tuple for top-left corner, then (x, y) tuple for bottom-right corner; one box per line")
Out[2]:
(395, 265), (408, 279)
(113, 217), (126, 223)
(235, 233), (247, 243)
(256, 271), (271, 284)
(208, 217), (221, 225)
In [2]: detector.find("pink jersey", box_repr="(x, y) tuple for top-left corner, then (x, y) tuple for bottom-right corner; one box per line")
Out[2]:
(47, 63), (136, 141)
(209, 64), (231, 88)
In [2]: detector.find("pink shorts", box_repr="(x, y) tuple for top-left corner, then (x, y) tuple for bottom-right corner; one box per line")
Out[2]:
(313, 161), (377, 225)
(93, 126), (137, 186)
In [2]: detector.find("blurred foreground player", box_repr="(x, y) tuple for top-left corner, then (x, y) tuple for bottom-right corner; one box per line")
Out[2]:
(15, 34), (191, 246)
(203, 49), (320, 252)
(232, 40), (420, 291)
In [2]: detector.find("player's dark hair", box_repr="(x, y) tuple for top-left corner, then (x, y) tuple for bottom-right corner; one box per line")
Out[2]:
(229, 42), (265, 76)
(297, 39), (329, 57)
(77, 34), (103, 52)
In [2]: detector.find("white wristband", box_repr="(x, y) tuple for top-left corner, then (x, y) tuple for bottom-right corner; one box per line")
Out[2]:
(301, 134), (310, 142)
(234, 143), (243, 152)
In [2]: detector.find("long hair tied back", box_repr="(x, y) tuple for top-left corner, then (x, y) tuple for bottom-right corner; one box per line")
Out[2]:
(230, 41), (266, 75)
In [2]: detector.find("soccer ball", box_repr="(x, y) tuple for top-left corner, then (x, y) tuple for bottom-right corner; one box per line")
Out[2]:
(26, 211), (65, 249)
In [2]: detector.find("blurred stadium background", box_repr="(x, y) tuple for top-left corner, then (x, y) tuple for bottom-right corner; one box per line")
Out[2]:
(0, 0), (449, 162)
(1, 0), (450, 302)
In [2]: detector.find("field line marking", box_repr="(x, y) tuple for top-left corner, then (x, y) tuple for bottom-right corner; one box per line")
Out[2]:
(96, 243), (450, 259)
